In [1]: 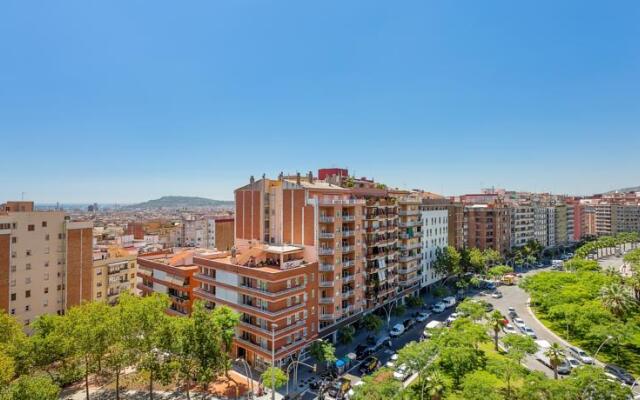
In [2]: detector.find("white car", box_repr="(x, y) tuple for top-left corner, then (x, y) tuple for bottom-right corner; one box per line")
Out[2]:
(491, 291), (503, 299)
(569, 346), (594, 364)
(566, 357), (581, 369)
(513, 317), (526, 329)
(522, 326), (537, 339)
(503, 324), (517, 334)
(416, 312), (431, 322)
(390, 323), (405, 337)
(432, 302), (446, 313)
(446, 315), (457, 325)
(385, 353), (398, 368)
(393, 364), (410, 381)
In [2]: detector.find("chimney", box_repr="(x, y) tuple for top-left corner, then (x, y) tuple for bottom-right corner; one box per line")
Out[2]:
(296, 172), (301, 185)
(308, 171), (313, 183)
(250, 175), (255, 185)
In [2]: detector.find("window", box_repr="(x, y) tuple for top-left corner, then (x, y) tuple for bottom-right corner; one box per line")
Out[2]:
(11, 237), (16, 244)
(43, 299), (48, 307)
(44, 272), (49, 281)
(28, 224), (35, 231)
(44, 287), (48, 294)
(45, 234), (49, 241)
(25, 250), (31, 256)
(97, 292), (102, 298)
(25, 290), (31, 298)
(10, 293), (16, 301)
(96, 270), (102, 276)
(10, 265), (16, 272)
(25, 305), (30, 311)
(26, 263), (31, 270)
(42, 221), (47, 227)
(10, 280), (15, 287)
(44, 261), (49, 268)
(10, 309), (15, 315)
(97, 282), (102, 287)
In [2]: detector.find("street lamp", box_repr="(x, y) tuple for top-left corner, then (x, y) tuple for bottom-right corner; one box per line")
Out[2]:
(235, 358), (254, 399)
(271, 323), (278, 400)
(594, 335), (613, 359)
(286, 361), (316, 395)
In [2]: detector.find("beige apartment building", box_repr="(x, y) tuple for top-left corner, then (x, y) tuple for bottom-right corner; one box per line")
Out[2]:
(392, 192), (423, 298)
(92, 247), (138, 304)
(0, 201), (93, 326)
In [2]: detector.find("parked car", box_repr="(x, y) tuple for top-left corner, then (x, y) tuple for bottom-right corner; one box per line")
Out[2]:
(491, 291), (503, 299)
(445, 315), (457, 326)
(522, 326), (537, 339)
(385, 353), (398, 368)
(359, 356), (381, 374)
(403, 318), (416, 329)
(557, 359), (572, 375)
(604, 364), (635, 385)
(486, 282), (496, 290)
(507, 307), (517, 318)
(512, 317), (526, 329)
(416, 312), (431, 322)
(484, 302), (494, 312)
(568, 346), (594, 364)
(366, 335), (376, 346)
(390, 323), (405, 337)
(355, 344), (368, 359)
(503, 323), (517, 334)
(327, 378), (351, 399)
(442, 296), (457, 308)
(374, 336), (391, 350)
(432, 302), (446, 313)
(393, 364), (411, 381)
(423, 320), (443, 338)
(566, 357), (581, 370)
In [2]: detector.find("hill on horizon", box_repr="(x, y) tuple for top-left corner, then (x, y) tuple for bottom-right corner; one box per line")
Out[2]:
(604, 185), (640, 194)
(124, 196), (234, 209)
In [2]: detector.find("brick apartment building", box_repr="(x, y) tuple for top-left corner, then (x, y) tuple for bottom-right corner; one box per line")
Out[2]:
(0, 201), (93, 326)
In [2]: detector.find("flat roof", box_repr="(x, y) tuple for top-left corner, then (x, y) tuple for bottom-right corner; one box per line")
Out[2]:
(263, 244), (304, 254)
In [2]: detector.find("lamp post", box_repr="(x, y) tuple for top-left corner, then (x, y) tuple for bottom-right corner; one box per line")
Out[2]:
(594, 335), (613, 359)
(271, 323), (277, 400)
(286, 361), (316, 395)
(235, 358), (254, 399)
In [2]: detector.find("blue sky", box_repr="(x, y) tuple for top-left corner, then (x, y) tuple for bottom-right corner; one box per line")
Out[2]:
(1, 1), (638, 203)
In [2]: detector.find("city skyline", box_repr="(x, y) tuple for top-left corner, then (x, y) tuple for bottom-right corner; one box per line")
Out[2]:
(1, 0), (639, 202)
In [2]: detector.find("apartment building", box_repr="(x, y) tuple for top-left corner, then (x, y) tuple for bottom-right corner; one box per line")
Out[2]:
(464, 203), (511, 255)
(137, 250), (199, 316)
(420, 205), (448, 288)
(533, 206), (549, 247)
(612, 205), (640, 234)
(546, 207), (557, 247)
(510, 205), (535, 247)
(393, 194), (423, 298)
(554, 205), (569, 246)
(566, 204), (575, 243)
(0, 201), (93, 326)
(234, 173), (366, 336)
(92, 247), (138, 304)
(192, 245), (317, 370)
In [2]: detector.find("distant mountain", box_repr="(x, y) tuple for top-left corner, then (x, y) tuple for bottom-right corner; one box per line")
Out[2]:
(124, 196), (234, 210)
(604, 186), (640, 194)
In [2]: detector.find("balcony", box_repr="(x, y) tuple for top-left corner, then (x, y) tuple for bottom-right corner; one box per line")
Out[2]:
(399, 231), (422, 239)
(319, 232), (335, 239)
(399, 276), (421, 287)
(398, 242), (421, 251)
(398, 265), (419, 274)
(318, 247), (335, 256)
(342, 215), (356, 222)
(341, 230), (355, 237)
(238, 300), (306, 317)
(318, 199), (365, 205)
(399, 254), (421, 263)
(239, 283), (306, 298)
(319, 297), (334, 304)
(398, 209), (420, 216)
(319, 216), (335, 223)
(194, 273), (216, 284)
(341, 289), (354, 298)
(239, 320), (306, 337)
(342, 260), (355, 268)
(342, 275), (355, 283)
(398, 220), (420, 228)
(319, 313), (337, 320)
(319, 280), (335, 288)
(193, 287), (216, 301)
(341, 245), (355, 253)
(319, 263), (334, 272)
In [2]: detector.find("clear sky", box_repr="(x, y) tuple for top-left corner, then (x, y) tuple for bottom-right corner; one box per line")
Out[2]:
(1, 1), (639, 203)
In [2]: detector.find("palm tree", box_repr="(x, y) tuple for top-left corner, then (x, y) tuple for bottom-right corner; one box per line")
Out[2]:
(545, 343), (565, 380)
(600, 283), (636, 320)
(625, 271), (640, 301)
(488, 310), (504, 351)
(424, 370), (448, 400)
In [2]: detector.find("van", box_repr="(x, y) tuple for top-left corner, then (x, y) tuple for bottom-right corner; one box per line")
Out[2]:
(431, 302), (445, 313)
(390, 323), (405, 337)
(442, 296), (457, 308)
(422, 320), (443, 338)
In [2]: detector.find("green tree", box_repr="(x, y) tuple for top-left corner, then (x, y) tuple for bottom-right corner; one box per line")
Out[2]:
(29, 314), (74, 385)
(423, 370), (450, 400)
(564, 365), (632, 399)
(456, 299), (487, 321)
(362, 314), (383, 333)
(308, 340), (336, 370)
(460, 370), (501, 400)
(351, 369), (402, 400)
(544, 343), (565, 380)
(338, 325), (356, 344)
(563, 258), (599, 272)
(405, 295), (424, 308)
(487, 311), (504, 351)
(260, 366), (287, 391)
(5, 375), (60, 400)
(397, 340), (437, 399)
(487, 265), (513, 281)
(600, 282), (636, 319)
(501, 334), (537, 363)
(433, 247), (462, 280)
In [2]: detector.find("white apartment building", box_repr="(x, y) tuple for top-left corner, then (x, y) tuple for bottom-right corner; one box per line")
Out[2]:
(533, 206), (549, 247)
(178, 216), (216, 249)
(510, 205), (535, 247)
(546, 207), (556, 247)
(420, 208), (448, 288)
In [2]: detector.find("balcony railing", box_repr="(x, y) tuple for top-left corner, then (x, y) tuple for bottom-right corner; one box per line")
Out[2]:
(318, 199), (365, 205)
(398, 265), (419, 274)
(341, 245), (355, 253)
(319, 232), (335, 239)
(342, 215), (356, 222)
(239, 320), (306, 336)
(398, 209), (420, 216)
(319, 313), (337, 320)
(399, 231), (422, 239)
(319, 263), (334, 272)
(237, 300), (306, 317)
(193, 287), (216, 301)
(318, 248), (335, 255)
(319, 280), (335, 288)
(239, 283), (306, 298)
(319, 297), (334, 304)
(341, 230), (355, 237)
(341, 290), (354, 298)
(398, 220), (420, 228)
(399, 276), (421, 286)
(342, 260), (355, 268)
(399, 253), (421, 262)
(193, 273), (216, 284)
(398, 242), (421, 251)
(319, 216), (335, 223)
(342, 275), (355, 283)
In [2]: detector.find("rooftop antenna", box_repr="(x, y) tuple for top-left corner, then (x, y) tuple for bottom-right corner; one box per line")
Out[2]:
(21, 192), (25, 201)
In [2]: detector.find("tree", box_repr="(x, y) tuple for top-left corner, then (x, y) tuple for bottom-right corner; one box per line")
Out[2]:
(564, 365), (632, 399)
(362, 314), (383, 333)
(167, 316), (197, 400)
(397, 340), (437, 399)
(600, 282), (636, 320)
(487, 311), (505, 352)
(351, 369), (402, 400)
(5, 375), (60, 400)
(260, 366), (287, 391)
(487, 265), (513, 281)
(338, 325), (356, 345)
(563, 258), (599, 272)
(467, 248), (486, 274)
(405, 295), (424, 308)
(501, 334), (537, 363)
(29, 314), (74, 385)
(308, 340), (336, 370)
(460, 370), (502, 400)
(487, 357), (524, 400)
(544, 343), (565, 380)
(482, 249), (502, 269)
(423, 370), (450, 400)
(456, 299), (486, 321)
(433, 247), (461, 279)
